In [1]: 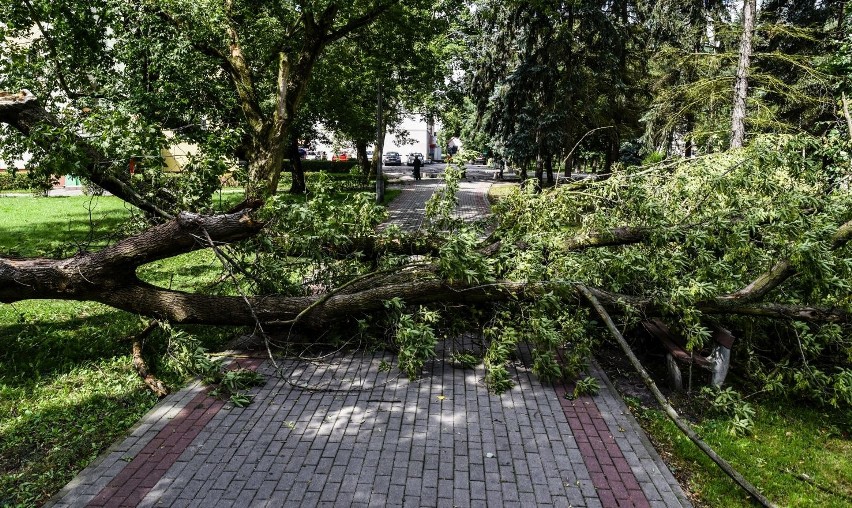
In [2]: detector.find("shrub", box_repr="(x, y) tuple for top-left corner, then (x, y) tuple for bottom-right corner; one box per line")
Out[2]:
(0, 171), (25, 191)
(298, 159), (358, 173)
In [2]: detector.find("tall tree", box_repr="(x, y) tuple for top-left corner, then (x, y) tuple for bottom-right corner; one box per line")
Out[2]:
(730, 0), (757, 148)
(0, 0), (406, 202)
(466, 0), (649, 182)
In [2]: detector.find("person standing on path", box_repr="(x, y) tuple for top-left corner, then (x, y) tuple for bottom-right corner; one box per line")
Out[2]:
(413, 155), (422, 181)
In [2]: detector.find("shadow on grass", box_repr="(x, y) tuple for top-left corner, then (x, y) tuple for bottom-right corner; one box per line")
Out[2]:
(0, 215), (134, 258)
(0, 310), (140, 386)
(0, 385), (157, 507)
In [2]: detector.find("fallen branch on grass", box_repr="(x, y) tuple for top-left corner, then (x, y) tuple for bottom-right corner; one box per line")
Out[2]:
(576, 283), (777, 508)
(129, 321), (169, 397)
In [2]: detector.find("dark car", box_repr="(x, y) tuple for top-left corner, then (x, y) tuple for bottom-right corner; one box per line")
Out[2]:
(382, 151), (402, 166)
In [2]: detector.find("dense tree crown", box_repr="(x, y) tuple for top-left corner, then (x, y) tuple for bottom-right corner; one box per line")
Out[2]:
(1, 0), (851, 412)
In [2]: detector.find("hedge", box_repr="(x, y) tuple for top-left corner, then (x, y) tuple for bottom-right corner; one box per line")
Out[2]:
(0, 171), (26, 191)
(296, 159), (359, 173)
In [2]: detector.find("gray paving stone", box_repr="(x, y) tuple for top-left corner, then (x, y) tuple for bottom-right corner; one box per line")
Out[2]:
(50, 175), (691, 508)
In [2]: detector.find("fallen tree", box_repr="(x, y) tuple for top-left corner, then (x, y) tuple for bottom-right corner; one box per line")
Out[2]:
(2, 70), (851, 413)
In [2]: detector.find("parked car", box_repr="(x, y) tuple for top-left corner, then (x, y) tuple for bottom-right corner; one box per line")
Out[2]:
(331, 152), (349, 162)
(304, 151), (320, 160)
(406, 152), (425, 165)
(472, 153), (486, 165)
(298, 147), (307, 159)
(382, 151), (402, 166)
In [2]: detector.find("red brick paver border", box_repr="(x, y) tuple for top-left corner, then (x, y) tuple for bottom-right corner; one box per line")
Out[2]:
(86, 358), (264, 507)
(556, 383), (652, 508)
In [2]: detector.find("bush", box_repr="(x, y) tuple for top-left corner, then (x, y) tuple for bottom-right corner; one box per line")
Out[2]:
(0, 171), (24, 191)
(298, 159), (358, 173)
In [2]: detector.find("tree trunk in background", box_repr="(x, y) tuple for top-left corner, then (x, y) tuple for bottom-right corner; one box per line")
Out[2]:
(685, 113), (695, 158)
(604, 136), (616, 173)
(288, 139), (306, 194)
(355, 139), (370, 182)
(564, 155), (573, 178)
(535, 156), (544, 187)
(545, 155), (554, 185)
(730, 0), (756, 149)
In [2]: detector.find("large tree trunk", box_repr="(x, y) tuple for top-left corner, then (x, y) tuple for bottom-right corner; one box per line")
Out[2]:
(730, 0), (756, 149)
(0, 211), (526, 329)
(535, 156), (544, 188)
(545, 155), (554, 185)
(355, 139), (370, 182)
(288, 138), (306, 194)
(3, 211), (850, 331)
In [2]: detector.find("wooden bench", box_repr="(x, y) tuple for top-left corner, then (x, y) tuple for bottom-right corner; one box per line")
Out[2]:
(642, 318), (735, 391)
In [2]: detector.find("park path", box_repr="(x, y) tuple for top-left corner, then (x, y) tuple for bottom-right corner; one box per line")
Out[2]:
(48, 166), (690, 508)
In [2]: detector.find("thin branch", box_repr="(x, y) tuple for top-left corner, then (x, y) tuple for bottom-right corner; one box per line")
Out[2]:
(577, 284), (777, 508)
(129, 321), (169, 397)
(325, 1), (398, 43)
(21, 0), (77, 99)
(0, 91), (174, 219)
(842, 92), (852, 144)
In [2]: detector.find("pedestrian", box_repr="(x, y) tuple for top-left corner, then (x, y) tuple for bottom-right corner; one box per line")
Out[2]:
(413, 155), (422, 181)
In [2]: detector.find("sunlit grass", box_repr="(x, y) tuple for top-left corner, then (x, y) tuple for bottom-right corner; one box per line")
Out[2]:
(634, 399), (852, 507)
(0, 195), (134, 258)
(0, 177), (396, 505)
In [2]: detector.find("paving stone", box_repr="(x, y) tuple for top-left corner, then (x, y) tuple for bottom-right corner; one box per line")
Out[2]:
(49, 180), (690, 508)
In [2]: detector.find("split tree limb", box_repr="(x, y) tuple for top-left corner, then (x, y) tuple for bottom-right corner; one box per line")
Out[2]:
(129, 321), (169, 397)
(576, 284), (777, 508)
(718, 217), (852, 304)
(582, 285), (851, 323)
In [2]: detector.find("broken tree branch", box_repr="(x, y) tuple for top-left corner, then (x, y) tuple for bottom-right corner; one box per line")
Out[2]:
(0, 90), (174, 219)
(576, 284), (777, 508)
(129, 321), (169, 397)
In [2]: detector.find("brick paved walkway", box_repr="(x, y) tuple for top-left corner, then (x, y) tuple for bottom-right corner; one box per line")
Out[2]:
(381, 164), (493, 231)
(48, 168), (690, 507)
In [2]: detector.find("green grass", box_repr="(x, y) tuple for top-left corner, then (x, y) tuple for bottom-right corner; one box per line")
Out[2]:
(0, 177), (397, 506)
(487, 182), (517, 204)
(0, 197), (234, 505)
(632, 398), (852, 507)
(0, 299), (235, 506)
(0, 195), (134, 258)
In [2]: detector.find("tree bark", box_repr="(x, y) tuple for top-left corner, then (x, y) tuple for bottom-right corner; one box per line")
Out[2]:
(355, 139), (370, 181)
(2, 214), (850, 340)
(288, 138), (306, 194)
(730, 0), (756, 149)
(545, 155), (554, 185)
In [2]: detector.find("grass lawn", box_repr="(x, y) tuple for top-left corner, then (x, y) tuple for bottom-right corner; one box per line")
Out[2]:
(629, 396), (852, 506)
(0, 179), (394, 506)
(0, 194), (237, 506)
(0, 195), (135, 258)
(487, 182), (518, 203)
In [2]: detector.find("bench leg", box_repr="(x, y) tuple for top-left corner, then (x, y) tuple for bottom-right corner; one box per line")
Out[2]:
(665, 353), (683, 391)
(709, 345), (731, 387)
